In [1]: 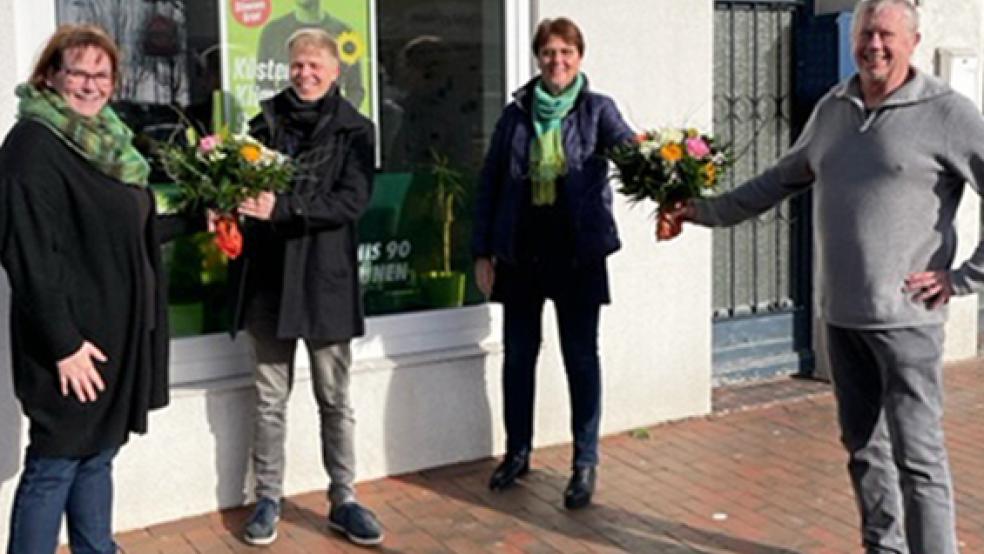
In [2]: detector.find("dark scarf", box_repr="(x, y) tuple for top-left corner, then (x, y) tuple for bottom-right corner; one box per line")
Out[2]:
(276, 85), (339, 157)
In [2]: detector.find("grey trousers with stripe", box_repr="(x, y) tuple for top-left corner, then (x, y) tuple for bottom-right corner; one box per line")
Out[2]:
(826, 324), (957, 554)
(246, 294), (357, 508)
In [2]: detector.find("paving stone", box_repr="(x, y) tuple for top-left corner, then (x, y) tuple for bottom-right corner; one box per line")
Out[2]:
(90, 359), (984, 553)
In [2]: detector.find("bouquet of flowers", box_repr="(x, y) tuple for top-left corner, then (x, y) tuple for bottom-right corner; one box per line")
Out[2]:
(608, 127), (729, 240)
(155, 127), (293, 258)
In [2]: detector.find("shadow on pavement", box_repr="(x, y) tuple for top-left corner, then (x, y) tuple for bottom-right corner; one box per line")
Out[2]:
(397, 459), (804, 553)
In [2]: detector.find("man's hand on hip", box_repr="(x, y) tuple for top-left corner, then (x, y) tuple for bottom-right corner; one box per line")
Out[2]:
(904, 270), (953, 310)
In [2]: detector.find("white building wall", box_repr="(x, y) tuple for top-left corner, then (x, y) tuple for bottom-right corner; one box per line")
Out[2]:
(0, 0), (50, 542)
(0, 0), (15, 134)
(0, 0), (714, 540)
(916, 0), (984, 362)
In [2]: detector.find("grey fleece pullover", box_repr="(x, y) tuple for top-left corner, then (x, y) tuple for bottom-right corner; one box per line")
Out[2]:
(694, 69), (984, 329)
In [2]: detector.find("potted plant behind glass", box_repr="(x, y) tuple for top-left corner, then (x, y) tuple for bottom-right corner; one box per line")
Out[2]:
(418, 149), (467, 308)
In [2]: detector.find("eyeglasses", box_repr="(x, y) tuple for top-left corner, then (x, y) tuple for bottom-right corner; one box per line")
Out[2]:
(60, 67), (113, 87)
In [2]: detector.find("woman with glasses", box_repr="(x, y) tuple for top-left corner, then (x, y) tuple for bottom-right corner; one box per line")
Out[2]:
(0, 24), (199, 553)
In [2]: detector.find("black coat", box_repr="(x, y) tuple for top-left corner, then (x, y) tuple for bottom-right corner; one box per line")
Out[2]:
(230, 87), (375, 341)
(0, 120), (193, 458)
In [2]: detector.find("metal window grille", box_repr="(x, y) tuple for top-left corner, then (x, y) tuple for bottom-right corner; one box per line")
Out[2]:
(713, 1), (803, 319)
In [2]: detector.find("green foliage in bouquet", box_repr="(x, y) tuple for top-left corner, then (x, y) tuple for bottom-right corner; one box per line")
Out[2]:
(608, 128), (729, 206)
(154, 126), (294, 214)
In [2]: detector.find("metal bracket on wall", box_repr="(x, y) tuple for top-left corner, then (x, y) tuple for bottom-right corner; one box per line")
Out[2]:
(936, 48), (981, 110)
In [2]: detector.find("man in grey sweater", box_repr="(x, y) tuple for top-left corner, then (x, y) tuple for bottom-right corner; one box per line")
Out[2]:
(669, 1), (984, 552)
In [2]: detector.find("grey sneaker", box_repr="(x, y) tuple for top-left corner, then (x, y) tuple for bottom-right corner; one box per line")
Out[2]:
(243, 497), (280, 546)
(327, 501), (384, 546)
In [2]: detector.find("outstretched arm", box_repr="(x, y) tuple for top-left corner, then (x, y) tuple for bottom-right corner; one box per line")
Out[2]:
(660, 105), (822, 241)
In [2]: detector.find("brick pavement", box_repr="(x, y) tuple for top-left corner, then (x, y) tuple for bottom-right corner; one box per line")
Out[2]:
(67, 359), (984, 553)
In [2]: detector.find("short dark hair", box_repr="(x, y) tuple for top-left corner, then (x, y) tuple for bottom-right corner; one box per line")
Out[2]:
(531, 17), (585, 57)
(30, 24), (119, 90)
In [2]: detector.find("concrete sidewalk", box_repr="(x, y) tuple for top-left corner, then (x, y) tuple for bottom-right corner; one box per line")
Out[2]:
(93, 359), (984, 553)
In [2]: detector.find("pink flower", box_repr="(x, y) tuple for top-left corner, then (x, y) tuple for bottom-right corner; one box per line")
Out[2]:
(685, 137), (710, 159)
(198, 134), (220, 154)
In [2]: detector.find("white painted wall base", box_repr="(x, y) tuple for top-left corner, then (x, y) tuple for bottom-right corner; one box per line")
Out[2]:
(0, 307), (710, 539)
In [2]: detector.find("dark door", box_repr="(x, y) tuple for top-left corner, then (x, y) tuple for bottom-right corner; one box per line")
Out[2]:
(711, 0), (817, 384)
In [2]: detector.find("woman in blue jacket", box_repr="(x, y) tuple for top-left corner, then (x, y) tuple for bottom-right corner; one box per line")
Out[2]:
(471, 16), (633, 509)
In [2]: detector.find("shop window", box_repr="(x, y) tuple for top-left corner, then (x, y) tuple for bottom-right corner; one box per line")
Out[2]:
(56, 0), (504, 336)
(368, 0), (503, 314)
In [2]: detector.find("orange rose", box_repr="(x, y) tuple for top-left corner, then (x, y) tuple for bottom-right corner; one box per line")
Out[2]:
(239, 144), (262, 164)
(660, 142), (683, 162)
(703, 162), (717, 186)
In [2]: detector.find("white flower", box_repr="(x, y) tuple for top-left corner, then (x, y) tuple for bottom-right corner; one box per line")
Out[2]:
(659, 128), (684, 146)
(639, 140), (659, 159)
(207, 149), (227, 162)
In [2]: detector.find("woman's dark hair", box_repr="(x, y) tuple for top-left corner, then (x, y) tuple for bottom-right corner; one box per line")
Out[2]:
(29, 24), (120, 90)
(531, 17), (585, 56)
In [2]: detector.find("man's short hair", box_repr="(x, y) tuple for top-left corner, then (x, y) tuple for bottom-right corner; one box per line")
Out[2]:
(286, 27), (340, 60)
(852, 0), (920, 37)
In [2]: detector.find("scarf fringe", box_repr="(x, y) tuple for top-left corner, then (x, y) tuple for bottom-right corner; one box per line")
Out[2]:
(529, 73), (584, 206)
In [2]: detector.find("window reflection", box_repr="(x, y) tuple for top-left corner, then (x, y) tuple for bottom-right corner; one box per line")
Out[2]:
(364, 0), (503, 314)
(56, 0), (504, 332)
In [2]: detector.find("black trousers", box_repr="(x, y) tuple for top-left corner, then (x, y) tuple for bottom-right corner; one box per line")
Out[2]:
(501, 292), (603, 468)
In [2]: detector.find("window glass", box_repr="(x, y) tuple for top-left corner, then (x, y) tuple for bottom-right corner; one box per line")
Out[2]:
(55, 0), (504, 334)
(367, 0), (503, 314)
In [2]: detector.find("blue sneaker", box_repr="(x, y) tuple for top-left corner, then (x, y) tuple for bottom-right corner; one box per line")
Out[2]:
(243, 497), (280, 546)
(327, 501), (384, 546)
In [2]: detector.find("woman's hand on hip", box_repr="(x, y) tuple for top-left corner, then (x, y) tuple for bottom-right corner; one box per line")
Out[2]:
(475, 257), (495, 298)
(57, 341), (108, 403)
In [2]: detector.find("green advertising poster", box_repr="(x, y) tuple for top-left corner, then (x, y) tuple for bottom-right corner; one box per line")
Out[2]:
(222, 0), (374, 123)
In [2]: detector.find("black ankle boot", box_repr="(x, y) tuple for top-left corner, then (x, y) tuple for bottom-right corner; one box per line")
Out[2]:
(563, 466), (596, 509)
(488, 451), (530, 491)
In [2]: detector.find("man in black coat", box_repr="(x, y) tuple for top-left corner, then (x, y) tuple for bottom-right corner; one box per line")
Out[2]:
(229, 28), (381, 547)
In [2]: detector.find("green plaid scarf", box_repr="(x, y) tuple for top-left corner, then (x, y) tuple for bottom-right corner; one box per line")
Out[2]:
(15, 83), (149, 186)
(529, 72), (584, 206)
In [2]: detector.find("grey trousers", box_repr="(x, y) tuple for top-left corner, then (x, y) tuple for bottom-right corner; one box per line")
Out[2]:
(246, 295), (356, 507)
(826, 324), (957, 554)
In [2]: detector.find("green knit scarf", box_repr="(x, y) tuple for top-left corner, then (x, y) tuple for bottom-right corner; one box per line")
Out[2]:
(15, 83), (150, 186)
(529, 72), (584, 206)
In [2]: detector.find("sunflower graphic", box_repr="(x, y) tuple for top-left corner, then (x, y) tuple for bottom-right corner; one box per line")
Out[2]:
(337, 31), (365, 65)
